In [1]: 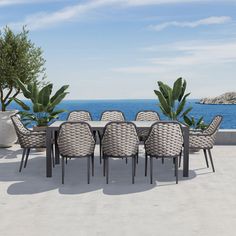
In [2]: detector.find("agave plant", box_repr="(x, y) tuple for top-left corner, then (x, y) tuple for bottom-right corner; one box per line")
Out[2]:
(12, 80), (69, 127)
(154, 77), (192, 120)
(183, 115), (208, 131)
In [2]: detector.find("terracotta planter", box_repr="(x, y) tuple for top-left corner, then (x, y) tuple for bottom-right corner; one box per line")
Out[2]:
(33, 126), (47, 152)
(0, 110), (18, 147)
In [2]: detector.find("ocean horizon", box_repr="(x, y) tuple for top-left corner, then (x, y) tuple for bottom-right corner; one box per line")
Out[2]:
(8, 99), (236, 129)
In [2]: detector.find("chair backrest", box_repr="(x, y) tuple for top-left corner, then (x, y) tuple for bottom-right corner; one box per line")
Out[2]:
(135, 111), (160, 121)
(102, 122), (139, 157)
(67, 110), (92, 121)
(11, 115), (30, 136)
(57, 122), (95, 157)
(203, 115), (223, 135)
(100, 110), (125, 121)
(145, 122), (183, 157)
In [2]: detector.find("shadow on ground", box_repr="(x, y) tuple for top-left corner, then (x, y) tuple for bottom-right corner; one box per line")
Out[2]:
(0, 146), (198, 196)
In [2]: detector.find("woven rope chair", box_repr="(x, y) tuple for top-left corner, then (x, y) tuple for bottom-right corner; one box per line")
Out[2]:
(100, 110), (125, 121)
(67, 110), (92, 121)
(101, 122), (139, 184)
(144, 122), (183, 184)
(135, 110), (160, 141)
(188, 115), (223, 172)
(67, 110), (95, 161)
(57, 122), (96, 184)
(98, 110), (126, 162)
(11, 115), (47, 172)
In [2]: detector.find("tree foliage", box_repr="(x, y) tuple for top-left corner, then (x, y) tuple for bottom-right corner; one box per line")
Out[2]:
(0, 26), (46, 111)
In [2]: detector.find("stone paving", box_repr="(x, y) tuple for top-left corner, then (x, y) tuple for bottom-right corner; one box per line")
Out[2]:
(0, 145), (236, 236)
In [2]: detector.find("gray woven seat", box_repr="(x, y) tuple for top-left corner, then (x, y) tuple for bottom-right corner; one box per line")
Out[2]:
(144, 122), (183, 184)
(100, 110), (125, 121)
(67, 110), (92, 121)
(101, 122), (139, 184)
(11, 115), (46, 172)
(98, 110), (126, 162)
(188, 115), (223, 172)
(135, 111), (160, 141)
(57, 122), (96, 184)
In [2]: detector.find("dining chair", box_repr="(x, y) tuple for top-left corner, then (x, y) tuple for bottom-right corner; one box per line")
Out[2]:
(11, 114), (47, 172)
(67, 110), (92, 121)
(101, 122), (139, 184)
(100, 110), (125, 122)
(144, 122), (183, 184)
(187, 115), (223, 172)
(57, 122), (96, 184)
(98, 110), (125, 162)
(135, 110), (160, 141)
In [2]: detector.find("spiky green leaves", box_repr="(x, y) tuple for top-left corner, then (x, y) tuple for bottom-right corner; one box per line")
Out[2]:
(183, 115), (208, 130)
(154, 77), (192, 120)
(13, 81), (69, 126)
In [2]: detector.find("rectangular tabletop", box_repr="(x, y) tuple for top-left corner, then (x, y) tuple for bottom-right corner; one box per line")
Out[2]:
(48, 120), (159, 130)
(46, 120), (189, 178)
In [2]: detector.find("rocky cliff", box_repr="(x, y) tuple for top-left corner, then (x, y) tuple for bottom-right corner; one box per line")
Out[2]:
(200, 92), (236, 104)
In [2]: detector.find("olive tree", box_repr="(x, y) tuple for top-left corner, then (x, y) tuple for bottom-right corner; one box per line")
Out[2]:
(0, 26), (46, 111)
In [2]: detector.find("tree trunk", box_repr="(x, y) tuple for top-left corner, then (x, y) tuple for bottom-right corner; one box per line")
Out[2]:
(1, 103), (6, 112)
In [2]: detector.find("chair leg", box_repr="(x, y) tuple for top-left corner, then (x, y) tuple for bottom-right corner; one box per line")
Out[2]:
(66, 157), (68, 165)
(99, 133), (102, 164)
(19, 148), (26, 172)
(62, 156), (65, 184)
(134, 155), (137, 176)
(179, 153), (182, 167)
(24, 148), (30, 168)
(145, 152), (148, 176)
(162, 158), (164, 164)
(203, 149), (209, 168)
(132, 157), (135, 184)
(51, 145), (55, 168)
(150, 157), (153, 184)
(87, 156), (90, 184)
(106, 158), (109, 184)
(126, 157), (128, 164)
(91, 153), (94, 177)
(175, 157), (178, 184)
(103, 157), (106, 177)
(207, 149), (215, 172)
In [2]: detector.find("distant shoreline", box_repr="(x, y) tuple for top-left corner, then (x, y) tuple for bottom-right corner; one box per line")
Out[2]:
(196, 102), (236, 105)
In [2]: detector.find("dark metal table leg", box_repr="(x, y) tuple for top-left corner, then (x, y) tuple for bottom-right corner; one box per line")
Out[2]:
(54, 130), (60, 164)
(183, 126), (189, 177)
(46, 128), (52, 177)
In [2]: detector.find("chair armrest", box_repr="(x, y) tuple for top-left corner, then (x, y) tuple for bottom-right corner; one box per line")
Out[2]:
(23, 131), (46, 136)
(190, 131), (214, 137)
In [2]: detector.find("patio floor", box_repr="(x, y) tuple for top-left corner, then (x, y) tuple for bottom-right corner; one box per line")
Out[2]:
(0, 145), (236, 236)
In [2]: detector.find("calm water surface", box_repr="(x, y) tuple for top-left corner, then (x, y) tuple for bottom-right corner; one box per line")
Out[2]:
(8, 99), (236, 129)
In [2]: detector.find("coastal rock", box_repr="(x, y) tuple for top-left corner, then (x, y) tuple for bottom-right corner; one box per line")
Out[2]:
(200, 92), (236, 104)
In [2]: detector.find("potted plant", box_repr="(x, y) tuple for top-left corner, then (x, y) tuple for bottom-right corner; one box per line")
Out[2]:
(12, 80), (69, 130)
(0, 26), (46, 147)
(154, 77), (192, 120)
(183, 115), (208, 131)
(183, 115), (209, 153)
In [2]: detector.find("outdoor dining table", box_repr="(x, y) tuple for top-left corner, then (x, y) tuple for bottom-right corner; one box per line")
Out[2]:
(46, 120), (190, 178)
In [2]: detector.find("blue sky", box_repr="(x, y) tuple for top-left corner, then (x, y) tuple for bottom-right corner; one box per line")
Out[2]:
(0, 0), (236, 99)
